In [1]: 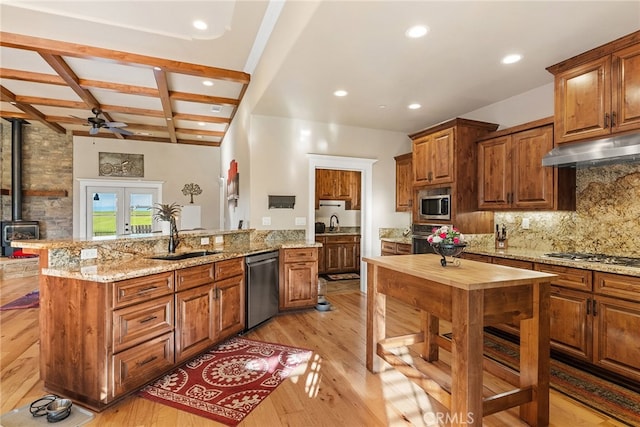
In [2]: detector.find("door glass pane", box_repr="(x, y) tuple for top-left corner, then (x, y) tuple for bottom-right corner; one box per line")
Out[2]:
(129, 193), (154, 234)
(92, 192), (118, 237)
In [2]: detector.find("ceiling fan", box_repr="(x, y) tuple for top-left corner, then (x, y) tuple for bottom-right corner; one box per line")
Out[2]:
(77, 107), (133, 136)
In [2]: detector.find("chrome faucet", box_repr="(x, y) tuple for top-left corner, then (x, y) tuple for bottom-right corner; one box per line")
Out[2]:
(329, 214), (340, 231)
(168, 217), (180, 253)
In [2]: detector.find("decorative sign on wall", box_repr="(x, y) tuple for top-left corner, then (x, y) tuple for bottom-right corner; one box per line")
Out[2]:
(227, 159), (239, 208)
(99, 152), (144, 177)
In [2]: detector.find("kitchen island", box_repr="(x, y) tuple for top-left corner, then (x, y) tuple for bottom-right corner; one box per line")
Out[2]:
(364, 253), (556, 427)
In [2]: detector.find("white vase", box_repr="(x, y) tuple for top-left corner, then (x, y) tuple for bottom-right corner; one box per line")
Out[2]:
(161, 221), (171, 235)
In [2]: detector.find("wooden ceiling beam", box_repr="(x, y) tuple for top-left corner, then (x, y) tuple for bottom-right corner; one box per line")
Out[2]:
(176, 128), (224, 137)
(0, 68), (66, 85)
(172, 113), (229, 124)
(153, 69), (177, 143)
(15, 96), (87, 110)
(0, 32), (250, 84)
(79, 79), (159, 97)
(0, 85), (66, 133)
(170, 92), (239, 106)
(72, 131), (221, 147)
(39, 53), (99, 109)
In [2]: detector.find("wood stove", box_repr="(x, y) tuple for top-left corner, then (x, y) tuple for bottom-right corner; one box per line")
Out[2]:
(1, 221), (39, 256)
(1, 118), (40, 256)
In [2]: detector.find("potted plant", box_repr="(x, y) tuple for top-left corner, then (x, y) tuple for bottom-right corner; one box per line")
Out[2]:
(152, 202), (181, 235)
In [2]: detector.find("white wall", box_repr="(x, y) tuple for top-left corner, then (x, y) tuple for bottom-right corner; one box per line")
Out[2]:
(462, 83), (554, 129)
(249, 115), (411, 234)
(72, 136), (221, 236)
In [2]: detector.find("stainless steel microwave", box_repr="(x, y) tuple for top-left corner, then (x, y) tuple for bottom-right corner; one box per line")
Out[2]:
(419, 191), (451, 221)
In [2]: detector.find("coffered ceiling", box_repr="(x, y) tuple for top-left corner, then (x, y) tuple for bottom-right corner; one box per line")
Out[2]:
(1, 1), (639, 147)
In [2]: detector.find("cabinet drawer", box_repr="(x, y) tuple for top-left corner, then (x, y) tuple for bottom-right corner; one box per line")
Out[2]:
(325, 235), (360, 244)
(594, 271), (640, 300)
(113, 332), (174, 397)
(214, 257), (245, 281)
(534, 263), (592, 291)
(462, 253), (492, 263)
(396, 243), (412, 255)
(113, 295), (174, 353)
(283, 247), (318, 263)
(493, 257), (533, 270)
(381, 241), (397, 253)
(113, 272), (174, 308)
(176, 263), (214, 291)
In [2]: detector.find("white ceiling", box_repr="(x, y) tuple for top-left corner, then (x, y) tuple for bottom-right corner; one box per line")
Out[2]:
(1, 1), (639, 141)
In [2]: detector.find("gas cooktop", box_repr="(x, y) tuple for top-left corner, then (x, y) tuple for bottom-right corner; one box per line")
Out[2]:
(544, 252), (640, 267)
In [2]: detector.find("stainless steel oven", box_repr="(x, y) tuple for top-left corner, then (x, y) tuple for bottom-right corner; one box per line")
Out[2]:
(411, 223), (452, 254)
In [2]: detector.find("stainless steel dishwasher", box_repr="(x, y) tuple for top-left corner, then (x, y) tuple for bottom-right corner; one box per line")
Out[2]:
(245, 250), (279, 330)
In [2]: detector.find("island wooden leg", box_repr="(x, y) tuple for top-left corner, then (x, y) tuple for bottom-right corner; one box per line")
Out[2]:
(421, 311), (439, 361)
(519, 280), (550, 426)
(366, 263), (386, 373)
(450, 287), (484, 426)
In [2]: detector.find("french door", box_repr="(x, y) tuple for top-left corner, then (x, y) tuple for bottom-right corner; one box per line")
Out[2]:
(85, 185), (160, 238)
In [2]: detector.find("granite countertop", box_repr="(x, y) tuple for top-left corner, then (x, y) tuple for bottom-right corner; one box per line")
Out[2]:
(466, 247), (640, 278)
(42, 240), (320, 282)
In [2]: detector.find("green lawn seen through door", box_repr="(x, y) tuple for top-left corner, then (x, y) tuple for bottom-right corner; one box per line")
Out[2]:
(93, 210), (152, 236)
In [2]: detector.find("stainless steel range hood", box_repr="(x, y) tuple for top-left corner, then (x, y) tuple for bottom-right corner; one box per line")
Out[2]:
(542, 133), (640, 168)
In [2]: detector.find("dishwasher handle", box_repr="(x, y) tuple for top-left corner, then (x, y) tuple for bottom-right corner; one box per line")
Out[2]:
(245, 250), (279, 265)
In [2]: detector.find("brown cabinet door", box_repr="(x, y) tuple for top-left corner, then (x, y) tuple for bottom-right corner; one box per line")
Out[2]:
(215, 275), (245, 340)
(593, 295), (640, 382)
(325, 244), (342, 273)
(549, 287), (592, 361)
(395, 153), (412, 212)
(554, 56), (611, 143)
(280, 260), (318, 310)
(477, 135), (511, 209)
(511, 125), (554, 209)
(413, 135), (431, 184)
(350, 171), (361, 210)
(341, 242), (360, 272)
(612, 43), (640, 134)
(430, 128), (455, 185)
(337, 170), (352, 198)
(174, 283), (215, 364)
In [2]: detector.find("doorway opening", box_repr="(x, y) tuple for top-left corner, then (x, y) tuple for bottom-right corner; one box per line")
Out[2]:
(308, 155), (376, 293)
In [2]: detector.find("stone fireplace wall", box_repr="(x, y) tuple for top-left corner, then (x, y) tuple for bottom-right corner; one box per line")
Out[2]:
(1, 121), (73, 240)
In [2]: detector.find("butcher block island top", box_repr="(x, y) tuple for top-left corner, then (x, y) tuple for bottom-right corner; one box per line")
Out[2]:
(363, 254), (556, 427)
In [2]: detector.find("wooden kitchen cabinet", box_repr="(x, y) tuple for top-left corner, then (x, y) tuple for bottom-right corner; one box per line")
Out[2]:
(315, 169), (361, 209)
(412, 127), (454, 186)
(324, 234), (360, 273)
(478, 120), (576, 211)
(547, 31), (640, 144)
(381, 240), (411, 256)
(213, 258), (245, 340)
(280, 247), (318, 310)
(592, 272), (640, 382)
(409, 118), (498, 233)
(394, 152), (412, 212)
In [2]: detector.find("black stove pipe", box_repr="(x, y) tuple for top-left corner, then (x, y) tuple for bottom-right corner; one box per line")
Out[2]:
(8, 118), (26, 221)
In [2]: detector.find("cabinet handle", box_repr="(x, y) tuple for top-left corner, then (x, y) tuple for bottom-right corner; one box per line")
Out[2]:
(611, 111), (617, 127)
(137, 355), (158, 366)
(137, 286), (158, 294)
(586, 298), (591, 315)
(592, 299), (597, 316)
(428, 171), (433, 182)
(139, 315), (158, 324)
(604, 113), (610, 128)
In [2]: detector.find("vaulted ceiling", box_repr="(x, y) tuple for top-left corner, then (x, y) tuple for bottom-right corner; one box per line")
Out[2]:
(1, 1), (639, 147)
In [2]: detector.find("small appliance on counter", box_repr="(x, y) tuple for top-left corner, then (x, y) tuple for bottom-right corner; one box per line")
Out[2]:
(495, 224), (508, 249)
(315, 222), (326, 233)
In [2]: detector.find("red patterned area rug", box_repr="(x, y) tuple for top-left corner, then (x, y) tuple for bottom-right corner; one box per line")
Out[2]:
(139, 337), (312, 426)
(0, 290), (39, 311)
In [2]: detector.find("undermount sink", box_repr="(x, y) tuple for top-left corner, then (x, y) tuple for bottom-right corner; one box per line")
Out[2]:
(149, 250), (222, 261)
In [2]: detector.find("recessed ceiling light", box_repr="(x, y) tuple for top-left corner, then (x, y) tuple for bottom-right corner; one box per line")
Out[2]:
(502, 54), (522, 64)
(405, 25), (429, 38)
(378, 105), (387, 109)
(198, 122), (206, 126)
(408, 103), (422, 110)
(197, 135), (203, 139)
(193, 20), (208, 30)
(334, 90), (348, 97)
(202, 80), (214, 87)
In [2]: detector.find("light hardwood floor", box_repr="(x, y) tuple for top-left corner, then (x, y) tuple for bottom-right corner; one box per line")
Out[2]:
(0, 275), (629, 426)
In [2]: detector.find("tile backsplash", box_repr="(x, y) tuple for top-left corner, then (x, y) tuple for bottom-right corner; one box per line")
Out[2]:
(470, 163), (640, 257)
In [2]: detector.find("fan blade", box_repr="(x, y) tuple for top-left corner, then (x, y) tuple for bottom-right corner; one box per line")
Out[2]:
(104, 121), (127, 128)
(89, 127), (99, 135)
(107, 127), (133, 136)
